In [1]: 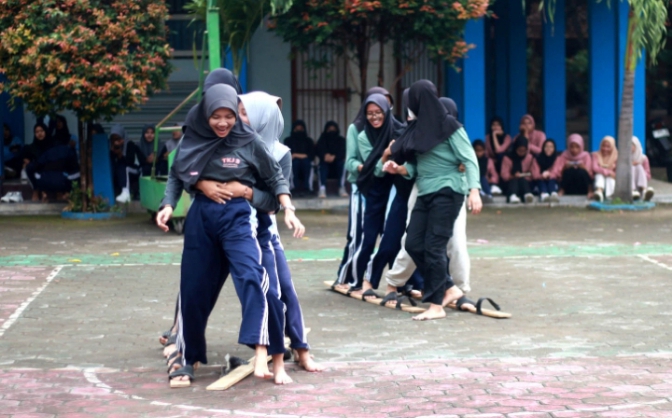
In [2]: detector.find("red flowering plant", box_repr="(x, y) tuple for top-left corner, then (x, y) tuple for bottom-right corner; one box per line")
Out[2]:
(0, 0), (172, 211)
(272, 0), (489, 97)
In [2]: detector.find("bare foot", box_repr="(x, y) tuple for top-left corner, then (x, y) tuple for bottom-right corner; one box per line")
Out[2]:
(333, 283), (350, 291)
(409, 289), (422, 299)
(412, 304), (446, 321)
(442, 286), (464, 308)
(163, 343), (177, 358)
(296, 349), (324, 372)
(361, 281), (377, 300)
(349, 289), (363, 297)
(272, 354), (293, 385)
(254, 346), (273, 380)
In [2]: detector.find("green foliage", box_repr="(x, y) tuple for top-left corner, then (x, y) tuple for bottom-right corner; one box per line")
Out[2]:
(186, 0), (292, 75)
(271, 0), (489, 77)
(0, 0), (172, 121)
(64, 181), (113, 213)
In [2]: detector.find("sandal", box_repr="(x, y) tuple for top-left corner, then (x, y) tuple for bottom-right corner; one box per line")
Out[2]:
(361, 289), (380, 301)
(169, 364), (194, 388)
(475, 297), (501, 315)
(166, 351), (182, 373)
(379, 292), (399, 308)
(159, 329), (172, 346)
(455, 296), (477, 312)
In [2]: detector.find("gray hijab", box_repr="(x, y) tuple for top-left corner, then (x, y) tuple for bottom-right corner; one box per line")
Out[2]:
(239, 91), (289, 162)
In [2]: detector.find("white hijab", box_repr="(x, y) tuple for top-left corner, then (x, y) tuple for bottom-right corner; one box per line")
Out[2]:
(239, 91), (289, 162)
(631, 136), (644, 164)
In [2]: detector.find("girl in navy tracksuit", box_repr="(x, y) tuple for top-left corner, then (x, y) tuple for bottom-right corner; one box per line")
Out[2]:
(348, 93), (408, 299)
(158, 84), (302, 386)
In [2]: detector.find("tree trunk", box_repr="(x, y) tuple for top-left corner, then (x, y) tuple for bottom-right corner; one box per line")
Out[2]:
(356, 25), (370, 102)
(614, 69), (634, 202)
(613, 9), (637, 203)
(78, 119), (88, 212)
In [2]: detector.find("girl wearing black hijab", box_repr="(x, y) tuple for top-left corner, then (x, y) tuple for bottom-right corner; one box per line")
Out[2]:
(284, 120), (314, 194)
(385, 80), (482, 321)
(53, 115), (73, 147)
(138, 124), (159, 176)
(315, 121), (347, 197)
(347, 93), (406, 299)
(23, 123), (56, 201)
(335, 87), (396, 290)
(156, 84), (301, 387)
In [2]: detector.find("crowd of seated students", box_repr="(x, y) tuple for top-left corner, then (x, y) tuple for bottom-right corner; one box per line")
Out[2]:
(475, 115), (655, 204)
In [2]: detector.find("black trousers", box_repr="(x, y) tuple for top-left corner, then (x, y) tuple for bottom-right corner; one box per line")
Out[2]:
(405, 187), (464, 306)
(561, 167), (591, 195)
(508, 178), (532, 200)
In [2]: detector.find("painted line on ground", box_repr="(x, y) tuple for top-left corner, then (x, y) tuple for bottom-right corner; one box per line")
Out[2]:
(0, 265), (64, 338)
(638, 254), (672, 271)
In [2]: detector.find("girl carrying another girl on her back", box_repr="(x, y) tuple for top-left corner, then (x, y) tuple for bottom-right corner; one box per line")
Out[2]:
(592, 136), (618, 202)
(552, 133), (593, 198)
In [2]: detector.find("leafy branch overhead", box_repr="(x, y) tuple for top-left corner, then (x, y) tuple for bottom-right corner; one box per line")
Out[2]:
(0, 0), (172, 121)
(186, 0), (293, 75)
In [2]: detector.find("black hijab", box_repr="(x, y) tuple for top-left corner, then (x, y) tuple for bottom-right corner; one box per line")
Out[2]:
(203, 68), (242, 95)
(173, 84), (256, 190)
(391, 80), (462, 162)
(439, 97), (459, 120)
(536, 139), (557, 173)
(488, 116), (508, 154)
(401, 88), (410, 121)
(509, 136), (529, 174)
(353, 86), (394, 132)
(356, 94), (403, 196)
(316, 121), (346, 160)
(472, 139), (488, 177)
(138, 124), (156, 158)
(27, 122), (54, 160)
(53, 115), (70, 146)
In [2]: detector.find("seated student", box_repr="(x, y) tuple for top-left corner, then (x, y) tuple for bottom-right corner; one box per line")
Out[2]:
(157, 123), (182, 176)
(485, 117), (511, 166)
(514, 114), (546, 155)
(284, 120), (314, 195)
(25, 143), (80, 202)
(23, 123), (56, 201)
(500, 136), (539, 204)
(472, 139), (498, 203)
(536, 139), (560, 202)
(53, 115), (75, 147)
(631, 136), (655, 201)
(315, 121), (347, 198)
(137, 124), (159, 177)
(552, 133), (593, 198)
(2, 123), (23, 178)
(592, 136), (618, 202)
(109, 124), (143, 203)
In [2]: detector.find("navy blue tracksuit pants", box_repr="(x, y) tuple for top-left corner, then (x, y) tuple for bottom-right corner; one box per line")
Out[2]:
(269, 215), (309, 350)
(336, 185), (363, 286)
(351, 176), (393, 288)
(365, 185), (409, 289)
(177, 195), (285, 366)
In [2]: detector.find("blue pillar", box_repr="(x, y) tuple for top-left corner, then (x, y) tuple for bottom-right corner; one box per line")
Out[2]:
(589, 0), (617, 151)
(507, 0), (527, 137)
(617, 2), (646, 150)
(224, 49), (248, 93)
(542, 0), (566, 150)
(492, 1), (509, 125)
(445, 19), (487, 141)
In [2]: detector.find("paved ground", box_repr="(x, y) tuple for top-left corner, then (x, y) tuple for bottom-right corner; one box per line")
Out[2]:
(1, 206), (672, 417)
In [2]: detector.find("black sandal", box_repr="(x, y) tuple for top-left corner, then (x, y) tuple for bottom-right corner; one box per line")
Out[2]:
(379, 292), (398, 307)
(163, 333), (177, 348)
(361, 289), (380, 301)
(455, 296), (477, 312)
(166, 351), (182, 373)
(169, 364), (194, 388)
(395, 294), (417, 309)
(159, 329), (172, 345)
(475, 297), (501, 315)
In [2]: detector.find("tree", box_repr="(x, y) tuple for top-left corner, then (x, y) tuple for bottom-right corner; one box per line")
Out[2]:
(185, 0), (294, 76)
(0, 0), (172, 211)
(270, 0), (489, 99)
(534, 0), (668, 202)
